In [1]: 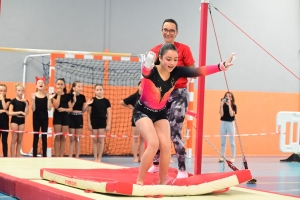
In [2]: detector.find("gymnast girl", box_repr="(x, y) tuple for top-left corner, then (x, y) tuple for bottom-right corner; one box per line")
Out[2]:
(68, 81), (93, 158)
(9, 84), (29, 157)
(133, 43), (235, 185)
(52, 78), (73, 157)
(31, 77), (54, 157)
(87, 84), (112, 162)
(0, 84), (11, 157)
(120, 81), (144, 162)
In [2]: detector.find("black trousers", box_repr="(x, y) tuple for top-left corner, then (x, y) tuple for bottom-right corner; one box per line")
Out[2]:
(0, 126), (9, 157)
(32, 118), (48, 157)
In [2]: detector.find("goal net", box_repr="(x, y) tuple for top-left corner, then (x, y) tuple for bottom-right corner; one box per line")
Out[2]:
(47, 53), (142, 156)
(37, 52), (189, 156)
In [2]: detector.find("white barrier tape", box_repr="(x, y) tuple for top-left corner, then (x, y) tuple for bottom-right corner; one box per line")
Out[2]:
(182, 132), (282, 138)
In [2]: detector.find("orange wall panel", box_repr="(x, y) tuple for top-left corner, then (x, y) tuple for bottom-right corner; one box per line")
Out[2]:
(191, 90), (300, 157)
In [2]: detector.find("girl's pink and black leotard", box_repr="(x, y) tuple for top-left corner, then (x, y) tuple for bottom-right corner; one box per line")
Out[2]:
(133, 64), (222, 123)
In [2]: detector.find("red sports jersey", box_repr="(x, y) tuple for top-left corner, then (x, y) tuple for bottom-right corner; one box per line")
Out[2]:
(150, 42), (195, 89)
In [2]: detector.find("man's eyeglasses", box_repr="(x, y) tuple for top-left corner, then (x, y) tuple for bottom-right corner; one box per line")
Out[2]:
(162, 28), (176, 34)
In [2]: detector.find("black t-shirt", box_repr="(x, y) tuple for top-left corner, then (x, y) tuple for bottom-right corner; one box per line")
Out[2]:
(220, 104), (237, 122)
(53, 93), (72, 112)
(10, 98), (29, 117)
(70, 94), (86, 111)
(33, 96), (48, 119)
(89, 97), (111, 119)
(0, 98), (11, 121)
(123, 92), (140, 107)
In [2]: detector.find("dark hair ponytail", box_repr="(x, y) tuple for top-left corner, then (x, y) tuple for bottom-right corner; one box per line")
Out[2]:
(70, 81), (81, 94)
(135, 81), (141, 102)
(158, 43), (178, 58)
(69, 81), (81, 102)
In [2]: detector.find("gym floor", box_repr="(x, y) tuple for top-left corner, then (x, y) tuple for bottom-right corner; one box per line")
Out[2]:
(0, 155), (299, 199)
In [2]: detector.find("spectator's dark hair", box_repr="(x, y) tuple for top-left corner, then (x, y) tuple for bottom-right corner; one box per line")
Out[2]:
(69, 81), (81, 102)
(162, 19), (178, 30)
(56, 78), (67, 93)
(224, 91), (236, 106)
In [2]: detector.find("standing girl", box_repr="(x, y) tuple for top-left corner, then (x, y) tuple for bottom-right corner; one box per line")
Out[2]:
(0, 84), (11, 157)
(133, 44), (234, 185)
(87, 84), (111, 162)
(52, 78), (73, 157)
(149, 19), (196, 178)
(68, 81), (92, 158)
(219, 91), (237, 163)
(31, 77), (54, 157)
(120, 81), (144, 162)
(9, 84), (29, 157)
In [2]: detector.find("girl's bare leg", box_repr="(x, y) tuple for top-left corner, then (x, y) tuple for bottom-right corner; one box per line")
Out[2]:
(154, 120), (171, 184)
(10, 123), (18, 157)
(60, 126), (68, 157)
(136, 118), (159, 185)
(54, 125), (62, 157)
(132, 127), (138, 162)
(98, 129), (105, 162)
(75, 129), (82, 158)
(92, 129), (98, 161)
(68, 128), (75, 157)
(16, 124), (24, 157)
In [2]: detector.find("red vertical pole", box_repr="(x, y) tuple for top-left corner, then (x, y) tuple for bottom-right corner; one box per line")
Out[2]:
(194, 0), (209, 175)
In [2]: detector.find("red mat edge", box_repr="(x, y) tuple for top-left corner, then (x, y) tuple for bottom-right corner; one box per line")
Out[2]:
(0, 172), (17, 197)
(40, 168), (253, 196)
(0, 172), (93, 200)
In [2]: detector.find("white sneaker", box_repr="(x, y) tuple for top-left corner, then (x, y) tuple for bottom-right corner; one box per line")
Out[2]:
(176, 170), (188, 178)
(148, 165), (159, 173)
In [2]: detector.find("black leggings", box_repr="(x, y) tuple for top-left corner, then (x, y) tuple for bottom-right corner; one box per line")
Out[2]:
(0, 128), (9, 157)
(32, 118), (48, 157)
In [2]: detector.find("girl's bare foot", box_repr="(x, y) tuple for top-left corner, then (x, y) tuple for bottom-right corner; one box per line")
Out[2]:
(136, 181), (143, 185)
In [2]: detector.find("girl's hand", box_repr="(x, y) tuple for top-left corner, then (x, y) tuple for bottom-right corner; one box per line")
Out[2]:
(88, 123), (92, 131)
(20, 111), (26, 116)
(20, 99), (28, 105)
(48, 93), (56, 100)
(225, 53), (235, 68)
(86, 98), (94, 105)
(0, 94), (3, 100)
(220, 99), (224, 106)
(57, 107), (65, 112)
(31, 93), (35, 100)
(73, 92), (77, 102)
(143, 51), (156, 69)
(226, 99), (231, 106)
(56, 89), (62, 95)
(106, 124), (111, 132)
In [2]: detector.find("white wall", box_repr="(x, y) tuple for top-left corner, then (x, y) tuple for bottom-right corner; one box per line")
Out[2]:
(0, 0), (299, 92)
